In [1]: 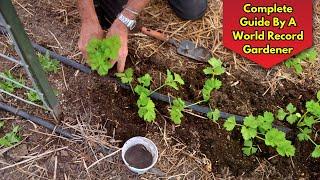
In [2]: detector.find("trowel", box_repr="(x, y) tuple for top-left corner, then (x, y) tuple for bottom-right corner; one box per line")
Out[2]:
(141, 27), (212, 62)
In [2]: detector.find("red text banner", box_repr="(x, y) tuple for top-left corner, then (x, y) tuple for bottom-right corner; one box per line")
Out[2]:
(223, 0), (312, 68)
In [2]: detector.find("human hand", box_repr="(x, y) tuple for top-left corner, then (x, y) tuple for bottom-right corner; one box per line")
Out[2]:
(107, 19), (128, 73)
(78, 22), (104, 58)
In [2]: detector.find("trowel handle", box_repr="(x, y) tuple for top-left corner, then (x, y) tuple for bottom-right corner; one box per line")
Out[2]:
(141, 27), (169, 42)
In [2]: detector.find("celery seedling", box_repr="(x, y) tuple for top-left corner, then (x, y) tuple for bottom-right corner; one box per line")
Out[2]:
(0, 125), (22, 147)
(285, 48), (318, 75)
(37, 51), (60, 73)
(202, 58), (225, 101)
(116, 68), (134, 92)
(87, 36), (121, 76)
(170, 98), (185, 125)
(207, 109), (221, 122)
(26, 91), (41, 103)
(134, 74), (156, 122)
(0, 70), (25, 93)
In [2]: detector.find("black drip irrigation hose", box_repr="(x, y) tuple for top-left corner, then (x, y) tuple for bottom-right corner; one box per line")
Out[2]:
(116, 83), (291, 133)
(0, 102), (74, 139)
(0, 25), (92, 74)
(0, 102), (115, 154)
(31, 43), (92, 74)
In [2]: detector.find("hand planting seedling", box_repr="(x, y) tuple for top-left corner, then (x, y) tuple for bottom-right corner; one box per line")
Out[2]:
(285, 48), (318, 75)
(86, 36), (121, 76)
(202, 58), (225, 101)
(37, 51), (60, 73)
(0, 70), (25, 93)
(0, 123), (22, 148)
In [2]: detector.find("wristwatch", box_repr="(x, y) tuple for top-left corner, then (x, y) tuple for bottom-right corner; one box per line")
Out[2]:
(117, 13), (136, 31)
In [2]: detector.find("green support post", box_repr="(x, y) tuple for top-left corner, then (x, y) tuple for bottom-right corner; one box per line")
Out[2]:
(0, 1), (61, 118)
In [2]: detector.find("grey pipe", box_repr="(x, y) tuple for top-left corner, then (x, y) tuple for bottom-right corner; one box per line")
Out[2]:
(31, 43), (92, 74)
(0, 101), (75, 139)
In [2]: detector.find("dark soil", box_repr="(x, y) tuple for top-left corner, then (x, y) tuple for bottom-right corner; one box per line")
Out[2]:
(124, 144), (153, 169)
(61, 58), (319, 178)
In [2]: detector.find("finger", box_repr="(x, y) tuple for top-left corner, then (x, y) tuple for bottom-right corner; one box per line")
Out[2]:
(78, 41), (87, 59)
(83, 51), (88, 59)
(117, 49), (128, 73)
(117, 57), (126, 73)
(110, 59), (117, 67)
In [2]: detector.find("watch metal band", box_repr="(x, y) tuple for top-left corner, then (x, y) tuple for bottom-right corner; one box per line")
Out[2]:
(117, 13), (136, 31)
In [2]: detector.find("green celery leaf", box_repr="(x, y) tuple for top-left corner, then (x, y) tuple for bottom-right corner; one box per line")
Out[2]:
(286, 114), (298, 124)
(257, 115), (273, 132)
(306, 100), (320, 117)
(173, 73), (185, 85)
(303, 116), (316, 128)
(137, 93), (149, 107)
(170, 98), (185, 125)
(305, 48), (318, 62)
(0, 137), (11, 147)
(138, 73), (152, 87)
(265, 128), (286, 147)
(207, 58), (225, 76)
(38, 52), (60, 73)
(243, 115), (259, 129)
(165, 70), (178, 90)
(242, 146), (257, 156)
(134, 85), (150, 96)
(207, 109), (220, 122)
(311, 146), (320, 158)
(241, 126), (257, 141)
(297, 128), (312, 142)
(27, 91), (41, 103)
(87, 36), (121, 76)
(224, 116), (236, 131)
(116, 68), (134, 84)
(138, 97), (156, 122)
(286, 103), (296, 114)
(203, 67), (214, 75)
(242, 140), (257, 156)
(285, 58), (302, 74)
(202, 78), (222, 101)
(277, 108), (287, 121)
(276, 140), (295, 157)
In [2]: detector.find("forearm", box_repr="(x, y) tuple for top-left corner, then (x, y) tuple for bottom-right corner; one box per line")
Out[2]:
(78, 0), (100, 25)
(122, 0), (150, 19)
